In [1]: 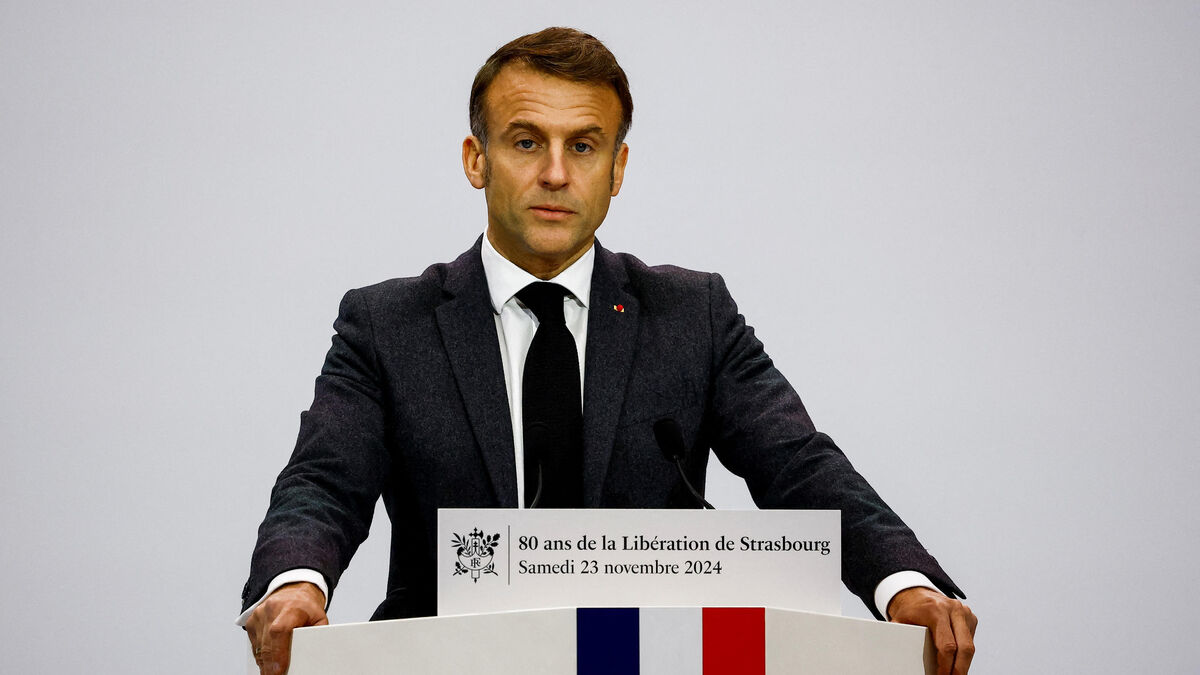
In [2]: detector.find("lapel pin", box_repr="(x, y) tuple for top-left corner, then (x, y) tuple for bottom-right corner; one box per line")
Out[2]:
(613, 304), (625, 313)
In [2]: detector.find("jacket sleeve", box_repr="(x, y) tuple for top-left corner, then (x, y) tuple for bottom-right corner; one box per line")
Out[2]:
(241, 289), (391, 613)
(702, 273), (963, 618)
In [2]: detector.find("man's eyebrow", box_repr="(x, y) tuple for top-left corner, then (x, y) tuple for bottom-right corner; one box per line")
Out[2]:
(501, 120), (542, 136)
(501, 120), (608, 139)
(569, 125), (607, 139)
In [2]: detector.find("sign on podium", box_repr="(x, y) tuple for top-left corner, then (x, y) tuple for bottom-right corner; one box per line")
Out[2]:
(438, 509), (841, 615)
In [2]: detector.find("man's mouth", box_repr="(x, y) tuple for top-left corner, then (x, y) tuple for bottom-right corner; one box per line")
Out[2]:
(530, 205), (575, 220)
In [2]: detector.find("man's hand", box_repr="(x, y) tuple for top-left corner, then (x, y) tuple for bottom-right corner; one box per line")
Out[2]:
(244, 581), (328, 675)
(888, 587), (977, 675)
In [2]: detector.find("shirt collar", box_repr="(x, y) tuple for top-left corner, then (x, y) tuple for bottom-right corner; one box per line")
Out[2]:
(480, 234), (594, 314)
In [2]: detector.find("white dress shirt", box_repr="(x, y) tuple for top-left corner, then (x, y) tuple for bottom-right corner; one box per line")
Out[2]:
(237, 236), (937, 625)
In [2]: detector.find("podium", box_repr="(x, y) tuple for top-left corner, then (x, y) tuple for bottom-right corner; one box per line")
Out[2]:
(277, 510), (935, 673)
(288, 606), (935, 674)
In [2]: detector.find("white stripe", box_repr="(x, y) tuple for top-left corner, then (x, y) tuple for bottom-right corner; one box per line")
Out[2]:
(639, 607), (702, 674)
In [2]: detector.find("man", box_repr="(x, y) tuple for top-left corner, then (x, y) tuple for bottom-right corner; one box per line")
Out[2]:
(242, 27), (977, 675)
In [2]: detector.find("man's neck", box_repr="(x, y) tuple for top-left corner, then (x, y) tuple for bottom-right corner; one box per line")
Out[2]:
(485, 231), (594, 280)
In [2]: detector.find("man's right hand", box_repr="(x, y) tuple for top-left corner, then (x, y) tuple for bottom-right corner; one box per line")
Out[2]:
(244, 581), (328, 675)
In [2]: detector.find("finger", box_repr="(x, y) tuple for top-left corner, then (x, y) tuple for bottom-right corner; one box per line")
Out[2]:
(932, 607), (957, 675)
(245, 608), (271, 669)
(950, 606), (976, 675)
(258, 608), (306, 675)
(268, 619), (295, 675)
(245, 628), (263, 669)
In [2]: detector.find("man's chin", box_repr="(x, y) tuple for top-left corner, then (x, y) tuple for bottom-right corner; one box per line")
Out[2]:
(519, 237), (594, 275)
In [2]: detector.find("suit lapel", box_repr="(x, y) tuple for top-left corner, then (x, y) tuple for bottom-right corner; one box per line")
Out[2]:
(436, 240), (518, 507)
(582, 243), (640, 506)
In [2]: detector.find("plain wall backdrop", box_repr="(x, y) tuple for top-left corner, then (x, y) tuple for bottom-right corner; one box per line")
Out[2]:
(2, 2), (1198, 672)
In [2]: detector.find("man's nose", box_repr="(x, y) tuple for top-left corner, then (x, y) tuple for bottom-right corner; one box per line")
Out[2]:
(538, 147), (568, 190)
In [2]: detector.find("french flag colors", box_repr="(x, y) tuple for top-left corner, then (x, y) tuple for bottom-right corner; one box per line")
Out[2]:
(577, 607), (766, 675)
(287, 605), (930, 674)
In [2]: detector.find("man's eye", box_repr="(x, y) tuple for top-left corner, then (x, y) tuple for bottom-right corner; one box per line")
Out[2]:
(516, 139), (536, 150)
(573, 142), (593, 153)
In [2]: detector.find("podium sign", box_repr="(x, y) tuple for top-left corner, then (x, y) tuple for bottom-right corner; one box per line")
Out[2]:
(437, 509), (840, 616)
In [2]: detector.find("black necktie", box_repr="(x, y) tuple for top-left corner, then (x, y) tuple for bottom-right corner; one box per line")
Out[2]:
(518, 282), (583, 508)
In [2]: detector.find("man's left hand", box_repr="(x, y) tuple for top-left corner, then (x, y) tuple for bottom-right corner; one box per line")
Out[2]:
(887, 587), (977, 675)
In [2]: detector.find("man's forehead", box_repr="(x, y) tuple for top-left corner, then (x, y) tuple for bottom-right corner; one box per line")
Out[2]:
(485, 65), (621, 132)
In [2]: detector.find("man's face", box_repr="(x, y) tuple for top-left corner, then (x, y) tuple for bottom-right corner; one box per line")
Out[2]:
(463, 65), (628, 278)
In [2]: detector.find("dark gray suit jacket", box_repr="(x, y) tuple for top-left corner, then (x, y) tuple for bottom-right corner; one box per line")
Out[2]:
(243, 238), (962, 620)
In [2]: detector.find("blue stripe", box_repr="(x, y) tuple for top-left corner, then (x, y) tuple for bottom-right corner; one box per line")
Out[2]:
(577, 608), (639, 675)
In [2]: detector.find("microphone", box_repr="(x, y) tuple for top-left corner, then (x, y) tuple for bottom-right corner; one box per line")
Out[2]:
(653, 418), (714, 510)
(528, 462), (544, 509)
(525, 424), (545, 509)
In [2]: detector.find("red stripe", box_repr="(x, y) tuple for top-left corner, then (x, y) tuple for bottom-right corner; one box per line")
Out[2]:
(702, 607), (765, 674)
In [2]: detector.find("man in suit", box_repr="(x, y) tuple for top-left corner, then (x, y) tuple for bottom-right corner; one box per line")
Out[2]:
(241, 27), (977, 675)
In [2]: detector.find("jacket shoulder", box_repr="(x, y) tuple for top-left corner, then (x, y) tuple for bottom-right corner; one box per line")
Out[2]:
(346, 242), (482, 317)
(352, 264), (447, 308)
(608, 250), (716, 298)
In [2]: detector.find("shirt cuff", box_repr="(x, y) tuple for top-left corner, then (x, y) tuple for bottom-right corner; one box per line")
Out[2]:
(235, 569), (329, 626)
(874, 570), (942, 619)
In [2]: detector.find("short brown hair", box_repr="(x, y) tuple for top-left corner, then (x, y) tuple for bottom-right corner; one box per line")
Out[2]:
(469, 27), (633, 149)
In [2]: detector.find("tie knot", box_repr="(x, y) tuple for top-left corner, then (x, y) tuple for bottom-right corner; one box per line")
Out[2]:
(517, 282), (569, 324)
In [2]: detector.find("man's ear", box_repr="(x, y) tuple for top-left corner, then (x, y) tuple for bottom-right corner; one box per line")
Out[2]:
(462, 136), (487, 189)
(610, 143), (629, 196)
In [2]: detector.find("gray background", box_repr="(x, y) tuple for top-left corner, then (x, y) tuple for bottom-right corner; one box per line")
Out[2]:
(2, 2), (1197, 673)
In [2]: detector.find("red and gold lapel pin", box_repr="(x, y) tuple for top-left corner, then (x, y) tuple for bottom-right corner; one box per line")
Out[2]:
(613, 304), (625, 313)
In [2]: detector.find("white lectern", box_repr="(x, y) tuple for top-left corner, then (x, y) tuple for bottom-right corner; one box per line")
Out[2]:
(287, 606), (935, 674)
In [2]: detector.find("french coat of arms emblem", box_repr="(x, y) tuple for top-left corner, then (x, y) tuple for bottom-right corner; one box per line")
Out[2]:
(451, 528), (500, 582)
